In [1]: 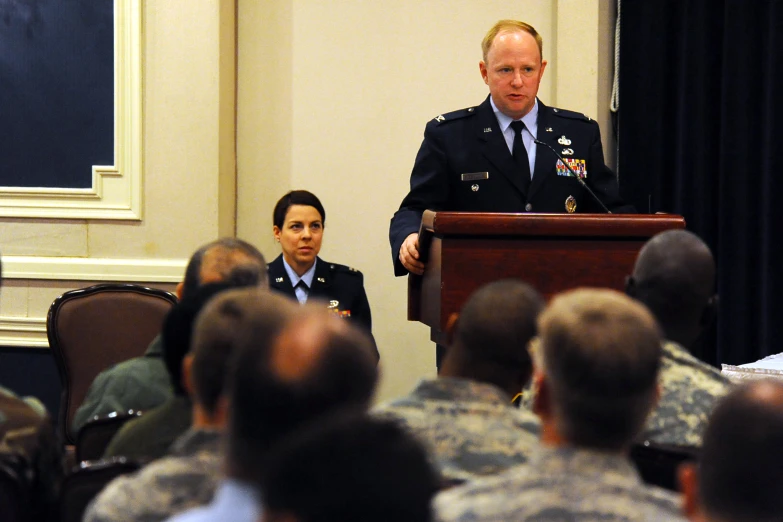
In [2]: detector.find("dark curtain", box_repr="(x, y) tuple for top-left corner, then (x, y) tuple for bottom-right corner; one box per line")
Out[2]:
(618, 0), (783, 366)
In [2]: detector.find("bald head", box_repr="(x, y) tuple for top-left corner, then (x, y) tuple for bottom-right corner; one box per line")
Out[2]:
(181, 238), (268, 299)
(628, 230), (715, 348)
(694, 380), (783, 522)
(443, 280), (543, 396)
(536, 288), (662, 450)
(227, 305), (378, 480)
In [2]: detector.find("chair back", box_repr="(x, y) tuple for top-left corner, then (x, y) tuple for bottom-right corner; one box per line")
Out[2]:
(630, 440), (700, 491)
(0, 452), (31, 522)
(76, 410), (144, 462)
(47, 284), (177, 444)
(59, 457), (141, 522)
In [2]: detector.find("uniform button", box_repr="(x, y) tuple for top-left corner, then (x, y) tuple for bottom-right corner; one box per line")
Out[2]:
(525, 203), (533, 212)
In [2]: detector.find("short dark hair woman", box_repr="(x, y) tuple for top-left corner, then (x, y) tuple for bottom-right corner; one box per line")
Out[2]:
(268, 190), (378, 361)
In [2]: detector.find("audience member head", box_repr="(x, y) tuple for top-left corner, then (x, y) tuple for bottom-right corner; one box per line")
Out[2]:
(162, 282), (249, 397)
(179, 238), (267, 300)
(260, 413), (440, 522)
(186, 287), (298, 427)
(680, 380), (783, 522)
(533, 288), (662, 451)
(227, 305), (378, 482)
(626, 229), (716, 350)
(440, 279), (543, 398)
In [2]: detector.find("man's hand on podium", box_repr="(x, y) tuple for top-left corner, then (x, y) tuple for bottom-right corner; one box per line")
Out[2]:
(400, 233), (425, 275)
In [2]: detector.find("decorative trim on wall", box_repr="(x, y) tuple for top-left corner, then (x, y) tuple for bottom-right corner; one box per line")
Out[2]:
(3, 256), (187, 283)
(0, 0), (143, 220)
(0, 317), (48, 348)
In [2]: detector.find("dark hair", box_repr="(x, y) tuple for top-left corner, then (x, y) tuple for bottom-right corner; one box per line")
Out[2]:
(699, 381), (783, 522)
(161, 282), (256, 399)
(629, 230), (715, 344)
(181, 238), (267, 300)
(261, 412), (439, 522)
(228, 311), (377, 480)
(189, 288), (298, 418)
(539, 289), (661, 450)
(450, 279), (542, 388)
(272, 190), (326, 229)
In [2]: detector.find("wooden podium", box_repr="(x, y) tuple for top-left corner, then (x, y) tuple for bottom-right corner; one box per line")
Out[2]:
(408, 211), (685, 344)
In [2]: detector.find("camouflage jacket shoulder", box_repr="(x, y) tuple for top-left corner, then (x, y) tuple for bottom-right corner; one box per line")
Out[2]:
(434, 446), (685, 522)
(83, 428), (223, 522)
(373, 378), (540, 483)
(642, 340), (732, 446)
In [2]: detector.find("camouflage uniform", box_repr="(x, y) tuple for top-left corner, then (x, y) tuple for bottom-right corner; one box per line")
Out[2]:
(373, 377), (540, 483)
(434, 446), (686, 521)
(83, 428), (222, 522)
(72, 335), (173, 437)
(642, 340), (731, 446)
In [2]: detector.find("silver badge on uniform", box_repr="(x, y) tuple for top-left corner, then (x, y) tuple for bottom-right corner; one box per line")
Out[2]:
(558, 135), (572, 145)
(471, 184), (479, 192)
(328, 300), (339, 309)
(275, 277), (284, 283)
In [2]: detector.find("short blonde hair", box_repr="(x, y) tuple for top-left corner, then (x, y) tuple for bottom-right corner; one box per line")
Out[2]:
(481, 20), (543, 62)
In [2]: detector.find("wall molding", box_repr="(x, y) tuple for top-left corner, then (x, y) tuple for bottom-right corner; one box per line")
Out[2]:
(3, 256), (187, 283)
(0, 0), (143, 220)
(0, 317), (48, 349)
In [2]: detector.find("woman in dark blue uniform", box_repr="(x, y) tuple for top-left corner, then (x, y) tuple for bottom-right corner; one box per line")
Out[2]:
(268, 190), (378, 361)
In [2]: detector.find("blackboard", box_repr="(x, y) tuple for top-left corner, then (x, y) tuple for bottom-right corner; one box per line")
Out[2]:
(0, 0), (114, 189)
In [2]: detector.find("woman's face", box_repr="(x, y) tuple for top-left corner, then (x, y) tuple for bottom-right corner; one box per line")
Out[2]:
(273, 204), (324, 275)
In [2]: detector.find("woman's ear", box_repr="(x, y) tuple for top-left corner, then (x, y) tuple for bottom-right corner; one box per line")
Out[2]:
(273, 226), (281, 243)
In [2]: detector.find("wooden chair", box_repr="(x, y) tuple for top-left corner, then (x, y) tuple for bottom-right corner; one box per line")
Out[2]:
(630, 440), (700, 491)
(76, 410), (144, 462)
(59, 457), (141, 522)
(47, 284), (177, 444)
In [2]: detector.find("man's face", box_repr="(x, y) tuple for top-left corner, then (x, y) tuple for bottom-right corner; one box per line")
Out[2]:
(479, 30), (547, 120)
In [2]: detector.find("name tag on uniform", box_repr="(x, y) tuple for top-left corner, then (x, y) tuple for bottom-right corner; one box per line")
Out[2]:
(460, 172), (489, 182)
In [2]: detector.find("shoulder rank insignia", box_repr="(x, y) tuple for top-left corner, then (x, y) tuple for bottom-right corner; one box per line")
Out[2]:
(435, 115), (445, 122)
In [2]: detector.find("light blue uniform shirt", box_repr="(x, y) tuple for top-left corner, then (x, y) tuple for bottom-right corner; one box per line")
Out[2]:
(490, 97), (539, 179)
(282, 257), (317, 304)
(165, 478), (261, 522)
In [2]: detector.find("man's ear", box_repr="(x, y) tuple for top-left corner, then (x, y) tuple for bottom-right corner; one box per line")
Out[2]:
(176, 281), (184, 300)
(181, 354), (195, 396)
(445, 312), (459, 347)
(479, 60), (489, 85)
(700, 294), (719, 328)
(678, 462), (704, 521)
(625, 275), (636, 297)
(531, 370), (549, 417)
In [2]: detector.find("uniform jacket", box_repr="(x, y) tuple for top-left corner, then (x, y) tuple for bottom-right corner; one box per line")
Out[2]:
(642, 340), (732, 446)
(84, 428), (222, 522)
(71, 335), (173, 437)
(435, 446), (685, 522)
(390, 96), (634, 275)
(267, 255), (379, 361)
(373, 377), (540, 484)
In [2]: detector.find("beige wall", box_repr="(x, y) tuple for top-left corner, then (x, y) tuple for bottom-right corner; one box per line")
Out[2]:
(0, 0), (235, 345)
(237, 0), (615, 401)
(1, 1), (617, 402)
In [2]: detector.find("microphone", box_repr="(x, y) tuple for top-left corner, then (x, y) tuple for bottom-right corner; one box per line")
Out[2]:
(533, 139), (611, 214)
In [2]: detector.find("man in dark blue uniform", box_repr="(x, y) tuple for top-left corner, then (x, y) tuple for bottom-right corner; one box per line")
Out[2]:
(390, 20), (633, 276)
